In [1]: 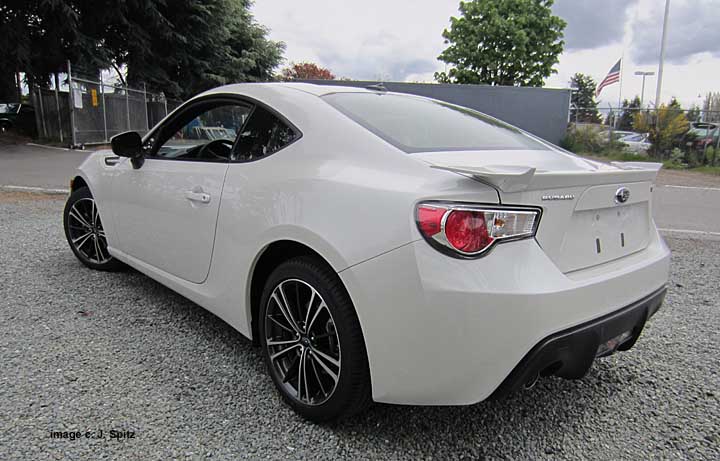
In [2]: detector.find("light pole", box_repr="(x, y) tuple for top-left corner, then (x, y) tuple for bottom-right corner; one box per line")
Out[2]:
(655, 0), (671, 108)
(634, 71), (655, 108)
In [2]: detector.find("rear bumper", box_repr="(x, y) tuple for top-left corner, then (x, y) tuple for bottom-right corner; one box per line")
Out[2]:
(490, 285), (666, 399)
(340, 226), (670, 405)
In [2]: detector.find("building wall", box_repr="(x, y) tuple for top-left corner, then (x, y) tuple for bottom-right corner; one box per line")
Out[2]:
(300, 80), (571, 145)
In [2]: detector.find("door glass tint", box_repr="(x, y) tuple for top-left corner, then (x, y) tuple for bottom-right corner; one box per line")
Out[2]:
(156, 104), (251, 161)
(233, 106), (297, 161)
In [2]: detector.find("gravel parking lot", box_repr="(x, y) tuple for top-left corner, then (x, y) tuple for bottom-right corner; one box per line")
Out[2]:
(1, 192), (718, 460)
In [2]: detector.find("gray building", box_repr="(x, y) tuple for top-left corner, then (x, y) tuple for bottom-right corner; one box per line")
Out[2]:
(300, 80), (571, 145)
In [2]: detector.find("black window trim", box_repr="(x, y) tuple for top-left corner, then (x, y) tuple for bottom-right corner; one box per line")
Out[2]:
(141, 93), (303, 164)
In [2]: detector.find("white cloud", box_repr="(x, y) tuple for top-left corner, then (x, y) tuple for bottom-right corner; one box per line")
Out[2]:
(252, 0), (720, 107)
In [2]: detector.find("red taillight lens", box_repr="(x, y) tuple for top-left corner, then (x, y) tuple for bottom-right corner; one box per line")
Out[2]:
(444, 210), (493, 253)
(415, 202), (540, 257)
(417, 206), (445, 237)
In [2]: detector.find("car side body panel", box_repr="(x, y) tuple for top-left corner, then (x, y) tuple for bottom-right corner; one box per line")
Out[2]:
(75, 84), (500, 338)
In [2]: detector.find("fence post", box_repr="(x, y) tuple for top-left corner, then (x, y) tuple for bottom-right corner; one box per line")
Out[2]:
(35, 87), (48, 139)
(142, 82), (150, 132)
(67, 60), (77, 148)
(53, 73), (64, 144)
(100, 74), (108, 143)
(125, 86), (131, 131)
(163, 94), (168, 118)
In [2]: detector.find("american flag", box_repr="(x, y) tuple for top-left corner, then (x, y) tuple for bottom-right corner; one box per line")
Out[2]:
(596, 59), (621, 97)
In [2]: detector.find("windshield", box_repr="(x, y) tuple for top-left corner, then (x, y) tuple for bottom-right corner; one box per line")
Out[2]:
(0, 103), (19, 114)
(322, 92), (548, 153)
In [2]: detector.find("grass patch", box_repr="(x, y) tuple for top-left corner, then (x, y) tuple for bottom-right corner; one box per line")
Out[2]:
(690, 166), (720, 175)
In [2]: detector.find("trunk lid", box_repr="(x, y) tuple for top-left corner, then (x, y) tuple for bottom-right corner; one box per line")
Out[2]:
(417, 150), (661, 273)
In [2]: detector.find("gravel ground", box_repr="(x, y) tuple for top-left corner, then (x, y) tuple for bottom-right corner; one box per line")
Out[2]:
(1, 192), (718, 460)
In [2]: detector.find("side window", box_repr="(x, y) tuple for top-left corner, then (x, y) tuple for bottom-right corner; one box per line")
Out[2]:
(232, 106), (298, 162)
(153, 103), (252, 162)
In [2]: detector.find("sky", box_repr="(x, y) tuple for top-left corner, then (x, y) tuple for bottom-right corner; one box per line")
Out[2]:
(252, 0), (720, 109)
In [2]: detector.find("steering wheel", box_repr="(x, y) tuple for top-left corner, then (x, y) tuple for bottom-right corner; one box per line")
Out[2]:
(198, 139), (234, 160)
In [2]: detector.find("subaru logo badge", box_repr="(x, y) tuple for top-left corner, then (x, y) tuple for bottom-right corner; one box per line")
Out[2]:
(615, 187), (630, 204)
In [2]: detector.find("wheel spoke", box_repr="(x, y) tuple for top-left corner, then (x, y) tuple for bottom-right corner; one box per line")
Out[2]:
(310, 346), (340, 369)
(309, 354), (327, 396)
(71, 231), (93, 245)
(307, 301), (327, 333)
(297, 347), (308, 402)
(269, 343), (300, 362)
(74, 232), (94, 250)
(272, 286), (302, 334)
(266, 338), (299, 347)
(309, 350), (338, 384)
(91, 200), (99, 227)
(93, 235), (103, 262)
(282, 354), (300, 383)
(303, 290), (317, 329)
(69, 208), (92, 229)
(268, 315), (294, 333)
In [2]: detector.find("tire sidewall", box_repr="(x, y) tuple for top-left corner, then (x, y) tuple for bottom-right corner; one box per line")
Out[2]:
(63, 187), (123, 271)
(259, 258), (368, 422)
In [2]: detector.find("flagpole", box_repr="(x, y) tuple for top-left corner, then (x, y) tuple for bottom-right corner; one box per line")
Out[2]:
(616, 51), (624, 128)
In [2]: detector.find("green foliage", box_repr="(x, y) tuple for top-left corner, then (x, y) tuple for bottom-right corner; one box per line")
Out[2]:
(633, 103), (690, 159)
(686, 104), (701, 123)
(560, 126), (604, 153)
(705, 146), (717, 166)
(0, 0), (285, 99)
(569, 73), (601, 123)
(435, 0), (565, 86)
(618, 96), (641, 131)
(669, 147), (685, 165)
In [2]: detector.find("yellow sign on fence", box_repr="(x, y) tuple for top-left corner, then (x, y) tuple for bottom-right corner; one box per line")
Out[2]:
(91, 89), (98, 107)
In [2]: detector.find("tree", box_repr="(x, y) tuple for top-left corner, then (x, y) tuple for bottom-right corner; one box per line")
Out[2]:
(434, 0), (565, 86)
(686, 104), (701, 123)
(281, 62), (335, 81)
(0, 0), (284, 100)
(569, 73), (601, 123)
(111, 0), (285, 98)
(617, 96), (642, 131)
(634, 103), (689, 158)
(702, 92), (720, 123)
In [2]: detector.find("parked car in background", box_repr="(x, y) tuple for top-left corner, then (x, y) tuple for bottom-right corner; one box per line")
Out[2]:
(0, 103), (36, 135)
(618, 132), (651, 155)
(686, 122), (719, 151)
(63, 83), (670, 421)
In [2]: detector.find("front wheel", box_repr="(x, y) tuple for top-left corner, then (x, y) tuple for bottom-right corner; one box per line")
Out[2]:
(63, 187), (125, 271)
(259, 257), (372, 422)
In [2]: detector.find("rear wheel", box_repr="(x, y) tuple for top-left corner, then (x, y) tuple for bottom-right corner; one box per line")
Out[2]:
(259, 257), (371, 422)
(63, 187), (124, 271)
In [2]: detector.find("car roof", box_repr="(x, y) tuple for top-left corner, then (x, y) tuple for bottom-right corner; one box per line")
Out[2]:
(201, 82), (374, 99)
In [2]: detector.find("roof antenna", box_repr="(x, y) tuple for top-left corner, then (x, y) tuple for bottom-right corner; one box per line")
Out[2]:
(366, 82), (388, 92)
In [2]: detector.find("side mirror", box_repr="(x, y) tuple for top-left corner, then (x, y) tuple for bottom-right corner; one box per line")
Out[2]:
(111, 131), (144, 168)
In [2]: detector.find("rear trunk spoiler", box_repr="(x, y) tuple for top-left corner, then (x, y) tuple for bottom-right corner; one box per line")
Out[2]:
(430, 162), (663, 193)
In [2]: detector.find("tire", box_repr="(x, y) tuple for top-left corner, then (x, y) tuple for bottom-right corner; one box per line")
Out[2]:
(0, 121), (10, 133)
(259, 256), (372, 422)
(63, 187), (125, 272)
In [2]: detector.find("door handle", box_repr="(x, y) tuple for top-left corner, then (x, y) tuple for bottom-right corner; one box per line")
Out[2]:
(185, 190), (211, 204)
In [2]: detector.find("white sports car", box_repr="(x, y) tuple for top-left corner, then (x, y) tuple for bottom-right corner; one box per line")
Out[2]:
(63, 83), (670, 422)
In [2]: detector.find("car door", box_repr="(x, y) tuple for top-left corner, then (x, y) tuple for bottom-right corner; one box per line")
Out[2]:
(108, 99), (252, 283)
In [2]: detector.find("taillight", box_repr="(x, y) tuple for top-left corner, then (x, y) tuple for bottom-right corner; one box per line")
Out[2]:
(415, 202), (540, 257)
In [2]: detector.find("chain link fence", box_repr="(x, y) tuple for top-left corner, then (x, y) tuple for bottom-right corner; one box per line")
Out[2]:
(565, 106), (720, 166)
(32, 63), (182, 147)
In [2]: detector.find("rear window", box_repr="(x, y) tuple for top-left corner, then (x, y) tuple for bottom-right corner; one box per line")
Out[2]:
(323, 93), (548, 153)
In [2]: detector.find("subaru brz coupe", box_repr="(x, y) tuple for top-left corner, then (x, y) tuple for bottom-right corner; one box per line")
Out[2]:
(63, 83), (669, 421)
